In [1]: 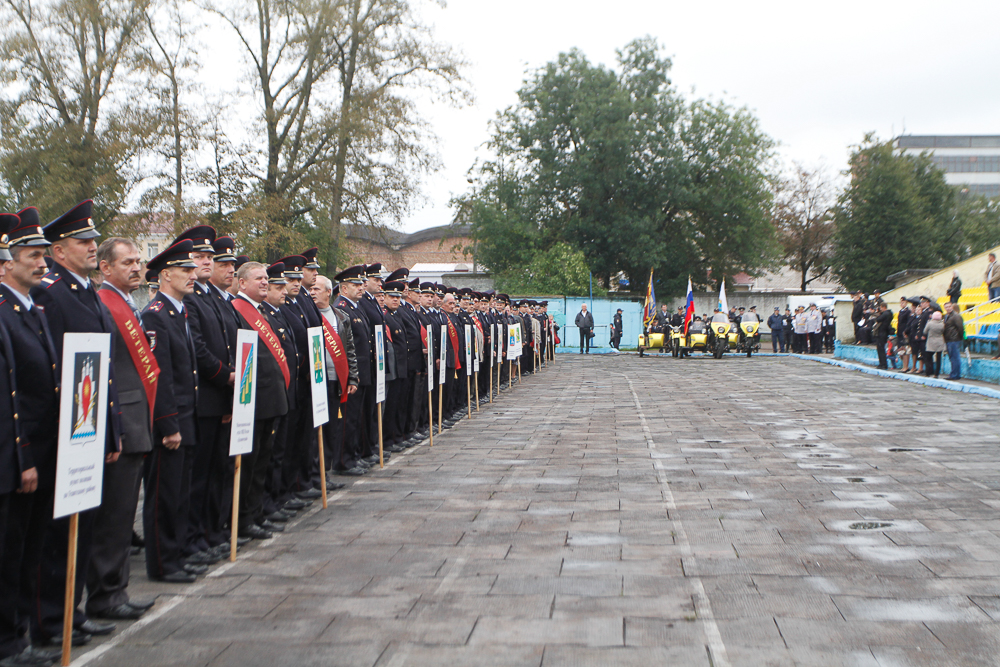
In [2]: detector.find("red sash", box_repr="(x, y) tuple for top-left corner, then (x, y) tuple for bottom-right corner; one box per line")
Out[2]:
(447, 317), (461, 369)
(320, 317), (349, 403)
(420, 323), (427, 350)
(98, 289), (160, 425)
(232, 298), (291, 388)
(473, 317), (483, 337)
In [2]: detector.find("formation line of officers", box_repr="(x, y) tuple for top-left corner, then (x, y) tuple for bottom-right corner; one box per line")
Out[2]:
(0, 202), (556, 667)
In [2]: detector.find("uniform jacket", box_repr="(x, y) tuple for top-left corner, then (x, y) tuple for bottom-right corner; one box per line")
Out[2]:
(399, 301), (424, 373)
(100, 284), (153, 455)
(0, 284), (59, 488)
(264, 303), (300, 406)
(0, 306), (23, 493)
(384, 307), (408, 378)
(232, 294), (289, 420)
(333, 295), (373, 386)
(142, 292), (198, 446)
(186, 282), (235, 417)
(318, 305), (359, 387)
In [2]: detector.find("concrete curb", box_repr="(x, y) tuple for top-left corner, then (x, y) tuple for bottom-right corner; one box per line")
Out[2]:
(791, 354), (1000, 401)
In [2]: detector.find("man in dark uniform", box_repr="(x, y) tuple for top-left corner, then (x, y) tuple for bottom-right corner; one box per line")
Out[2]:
(0, 213), (63, 667)
(168, 226), (232, 566)
(31, 201), (120, 644)
(381, 280), (409, 452)
(357, 264), (388, 465)
(440, 291), (464, 425)
(332, 266), (372, 476)
(140, 240), (201, 583)
(611, 308), (623, 351)
(518, 300), (534, 374)
(273, 255), (324, 502)
(231, 262), (291, 539)
(397, 276), (426, 445)
(0, 214), (20, 571)
(87, 238), (157, 621)
(415, 282), (439, 434)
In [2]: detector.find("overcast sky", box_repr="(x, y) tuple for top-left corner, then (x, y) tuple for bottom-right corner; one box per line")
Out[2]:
(398, 0), (1000, 232)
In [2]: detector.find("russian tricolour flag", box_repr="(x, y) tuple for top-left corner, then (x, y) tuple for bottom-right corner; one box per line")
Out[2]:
(682, 278), (695, 334)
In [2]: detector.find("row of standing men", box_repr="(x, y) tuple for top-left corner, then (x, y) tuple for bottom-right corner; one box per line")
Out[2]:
(0, 203), (556, 667)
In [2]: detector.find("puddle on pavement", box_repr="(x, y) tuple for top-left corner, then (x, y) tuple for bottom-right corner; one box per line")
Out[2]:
(814, 476), (889, 485)
(829, 519), (927, 532)
(798, 463), (859, 470)
(876, 446), (939, 454)
(849, 521), (894, 530)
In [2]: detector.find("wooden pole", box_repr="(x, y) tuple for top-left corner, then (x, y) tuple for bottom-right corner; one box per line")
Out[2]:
(489, 362), (493, 403)
(509, 360), (513, 389)
(428, 388), (434, 447)
(230, 454), (241, 562)
(474, 371), (480, 411)
(377, 406), (384, 469)
(61, 513), (79, 666)
(317, 427), (328, 509)
(466, 374), (472, 418)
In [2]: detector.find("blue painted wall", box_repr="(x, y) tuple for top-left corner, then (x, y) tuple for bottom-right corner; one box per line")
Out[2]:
(834, 342), (1000, 385)
(515, 296), (643, 351)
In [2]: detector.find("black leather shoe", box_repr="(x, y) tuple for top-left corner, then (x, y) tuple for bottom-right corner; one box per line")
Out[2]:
(127, 598), (156, 612)
(186, 550), (221, 565)
(362, 455), (378, 464)
(283, 498), (308, 510)
(91, 604), (144, 621)
(2, 645), (61, 666)
(325, 480), (346, 490)
(44, 629), (92, 647)
(182, 563), (208, 576)
(265, 511), (290, 523)
(387, 444), (405, 453)
(260, 520), (285, 533)
(337, 467), (366, 476)
(356, 458), (372, 469)
(77, 619), (116, 636)
(296, 488), (323, 500)
(236, 536), (251, 547)
(238, 524), (272, 540)
(154, 571), (197, 584)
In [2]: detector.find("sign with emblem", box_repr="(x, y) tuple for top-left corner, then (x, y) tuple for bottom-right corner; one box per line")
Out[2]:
(229, 329), (258, 456)
(464, 324), (473, 376)
(507, 325), (517, 361)
(439, 324), (447, 385)
(54, 333), (111, 519)
(495, 324), (501, 366)
(426, 327), (434, 392)
(374, 324), (386, 403)
(307, 326), (330, 427)
(513, 323), (523, 357)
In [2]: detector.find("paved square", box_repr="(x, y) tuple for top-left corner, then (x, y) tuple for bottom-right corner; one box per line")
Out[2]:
(76, 355), (1000, 666)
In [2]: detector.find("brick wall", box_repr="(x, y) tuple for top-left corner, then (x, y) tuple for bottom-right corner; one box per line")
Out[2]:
(341, 235), (475, 272)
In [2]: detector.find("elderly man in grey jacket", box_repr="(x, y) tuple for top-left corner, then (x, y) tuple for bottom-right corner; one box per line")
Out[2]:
(575, 304), (595, 354)
(310, 276), (359, 480)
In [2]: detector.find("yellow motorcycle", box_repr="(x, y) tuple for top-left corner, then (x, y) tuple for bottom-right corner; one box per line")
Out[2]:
(674, 320), (710, 357)
(737, 319), (761, 357)
(637, 329), (672, 357)
(708, 320), (730, 359)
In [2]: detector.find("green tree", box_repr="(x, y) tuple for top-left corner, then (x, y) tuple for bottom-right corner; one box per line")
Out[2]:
(833, 135), (962, 292)
(457, 38), (778, 298)
(772, 164), (837, 292)
(494, 242), (590, 296)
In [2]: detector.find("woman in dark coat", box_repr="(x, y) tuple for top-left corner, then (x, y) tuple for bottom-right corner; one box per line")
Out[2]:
(947, 270), (962, 304)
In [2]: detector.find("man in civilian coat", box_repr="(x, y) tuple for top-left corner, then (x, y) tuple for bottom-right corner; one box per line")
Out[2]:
(0, 215), (63, 665)
(31, 202), (121, 644)
(86, 238), (158, 621)
(170, 226), (234, 565)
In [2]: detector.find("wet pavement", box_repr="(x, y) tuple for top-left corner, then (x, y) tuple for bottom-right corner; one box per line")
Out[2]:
(73, 354), (1000, 666)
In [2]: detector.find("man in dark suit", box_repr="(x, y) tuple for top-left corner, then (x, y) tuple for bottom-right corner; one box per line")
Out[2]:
(31, 201), (120, 644)
(0, 214), (19, 560)
(357, 264), (387, 465)
(398, 276), (427, 443)
(0, 214), (63, 665)
(332, 266), (372, 476)
(87, 238), (157, 621)
(231, 262), (290, 540)
(170, 226), (234, 565)
(381, 280), (410, 452)
(141, 240), (202, 583)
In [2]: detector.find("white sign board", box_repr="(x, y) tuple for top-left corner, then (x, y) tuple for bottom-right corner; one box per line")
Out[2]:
(495, 324), (501, 366)
(507, 325), (516, 361)
(229, 329), (259, 456)
(426, 327), (434, 392)
(54, 332), (111, 519)
(514, 323), (523, 357)
(307, 326), (329, 427)
(438, 324), (447, 385)
(374, 324), (386, 403)
(464, 324), (473, 376)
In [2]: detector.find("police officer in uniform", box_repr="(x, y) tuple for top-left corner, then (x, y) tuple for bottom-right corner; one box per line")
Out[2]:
(381, 280), (410, 452)
(141, 240), (201, 583)
(332, 266), (373, 476)
(0, 212), (63, 667)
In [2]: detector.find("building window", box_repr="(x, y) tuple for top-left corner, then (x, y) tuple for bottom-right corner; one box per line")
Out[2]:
(930, 155), (1000, 173)
(148, 243), (158, 258)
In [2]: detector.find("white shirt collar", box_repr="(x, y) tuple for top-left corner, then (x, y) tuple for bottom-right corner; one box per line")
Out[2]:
(8, 286), (34, 311)
(161, 291), (185, 313)
(238, 292), (262, 309)
(105, 281), (133, 302)
(67, 269), (91, 289)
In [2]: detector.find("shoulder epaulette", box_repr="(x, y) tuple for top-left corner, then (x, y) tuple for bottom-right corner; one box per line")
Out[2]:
(41, 275), (59, 288)
(148, 300), (164, 312)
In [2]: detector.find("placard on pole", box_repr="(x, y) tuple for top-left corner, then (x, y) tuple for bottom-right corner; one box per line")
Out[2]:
(229, 330), (258, 562)
(426, 327), (434, 446)
(307, 326), (330, 507)
(464, 324), (472, 418)
(54, 332), (111, 667)
(374, 324), (386, 468)
(438, 323), (447, 434)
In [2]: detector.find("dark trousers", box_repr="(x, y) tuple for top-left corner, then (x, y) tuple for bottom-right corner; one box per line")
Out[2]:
(876, 336), (889, 369)
(923, 350), (942, 377)
(286, 405), (317, 494)
(269, 414), (291, 504)
(410, 373), (427, 431)
(946, 341), (962, 379)
(86, 453), (144, 614)
(809, 332), (822, 354)
(0, 489), (53, 658)
(321, 382), (344, 475)
(362, 383), (379, 458)
(771, 329), (783, 353)
(239, 417), (278, 527)
(34, 504), (98, 638)
(190, 416), (229, 552)
(339, 386), (368, 470)
(384, 377), (405, 445)
(144, 444), (194, 578)
(579, 328), (591, 353)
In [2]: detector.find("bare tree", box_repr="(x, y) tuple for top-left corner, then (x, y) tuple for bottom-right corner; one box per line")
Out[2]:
(203, 0), (468, 260)
(773, 164), (837, 292)
(0, 0), (152, 228)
